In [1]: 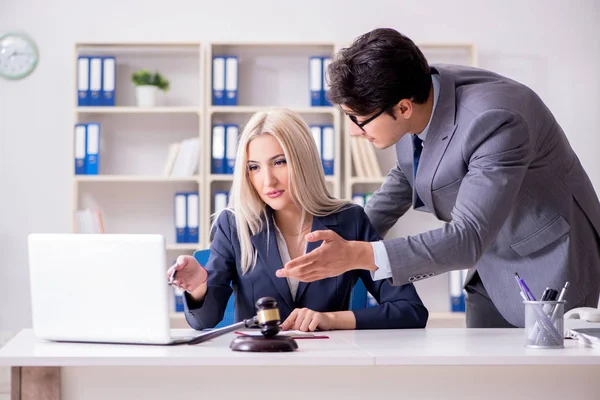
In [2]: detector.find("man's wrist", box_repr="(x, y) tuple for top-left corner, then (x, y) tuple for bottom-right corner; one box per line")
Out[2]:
(350, 241), (377, 271)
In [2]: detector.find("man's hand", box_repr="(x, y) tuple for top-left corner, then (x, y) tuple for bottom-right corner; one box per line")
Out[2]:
(275, 230), (376, 282)
(280, 308), (333, 332)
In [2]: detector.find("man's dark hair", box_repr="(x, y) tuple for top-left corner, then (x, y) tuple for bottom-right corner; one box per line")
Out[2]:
(326, 28), (431, 116)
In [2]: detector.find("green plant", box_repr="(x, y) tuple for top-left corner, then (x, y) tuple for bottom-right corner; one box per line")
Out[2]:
(131, 69), (170, 91)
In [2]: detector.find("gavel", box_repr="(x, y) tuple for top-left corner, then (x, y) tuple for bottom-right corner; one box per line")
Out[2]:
(187, 297), (298, 352)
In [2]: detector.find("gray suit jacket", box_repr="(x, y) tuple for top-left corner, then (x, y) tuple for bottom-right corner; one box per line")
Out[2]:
(365, 64), (600, 327)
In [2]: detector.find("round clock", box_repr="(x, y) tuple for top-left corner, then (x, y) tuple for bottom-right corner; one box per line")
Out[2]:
(0, 32), (39, 80)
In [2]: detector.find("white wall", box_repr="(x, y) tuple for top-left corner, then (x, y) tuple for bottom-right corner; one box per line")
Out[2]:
(1, 0), (599, 330)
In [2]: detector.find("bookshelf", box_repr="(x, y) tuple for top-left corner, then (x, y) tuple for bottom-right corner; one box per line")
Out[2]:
(72, 42), (204, 325)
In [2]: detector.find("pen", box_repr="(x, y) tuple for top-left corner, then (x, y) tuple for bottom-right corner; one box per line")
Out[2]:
(513, 274), (529, 301)
(515, 273), (536, 301)
(541, 287), (550, 301)
(550, 281), (569, 322)
(168, 263), (178, 285)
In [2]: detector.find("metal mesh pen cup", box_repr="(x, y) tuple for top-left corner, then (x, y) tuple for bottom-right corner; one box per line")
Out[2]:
(523, 300), (565, 349)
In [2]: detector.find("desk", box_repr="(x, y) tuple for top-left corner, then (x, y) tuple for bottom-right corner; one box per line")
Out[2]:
(1, 328), (599, 400)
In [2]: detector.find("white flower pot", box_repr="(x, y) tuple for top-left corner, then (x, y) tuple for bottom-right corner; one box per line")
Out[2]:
(136, 85), (159, 107)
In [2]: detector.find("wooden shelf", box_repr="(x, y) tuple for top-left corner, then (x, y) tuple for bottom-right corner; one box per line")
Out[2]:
(350, 177), (385, 185)
(76, 106), (201, 114)
(75, 175), (200, 183)
(166, 244), (202, 251)
(209, 174), (234, 182)
(210, 106), (336, 114)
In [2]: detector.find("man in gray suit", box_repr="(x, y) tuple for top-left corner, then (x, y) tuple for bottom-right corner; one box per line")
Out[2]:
(276, 28), (600, 328)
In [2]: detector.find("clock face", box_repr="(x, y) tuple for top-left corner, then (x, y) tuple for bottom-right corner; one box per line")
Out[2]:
(0, 33), (39, 80)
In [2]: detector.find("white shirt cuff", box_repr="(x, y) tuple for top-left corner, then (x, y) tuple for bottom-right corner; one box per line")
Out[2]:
(370, 241), (393, 280)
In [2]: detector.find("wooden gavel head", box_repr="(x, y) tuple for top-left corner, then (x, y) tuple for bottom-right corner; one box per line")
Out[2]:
(255, 297), (281, 338)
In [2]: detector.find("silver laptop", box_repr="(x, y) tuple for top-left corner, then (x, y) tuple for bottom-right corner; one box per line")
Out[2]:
(27, 233), (196, 345)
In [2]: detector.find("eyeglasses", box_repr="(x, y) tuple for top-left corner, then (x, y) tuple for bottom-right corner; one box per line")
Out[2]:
(348, 107), (389, 131)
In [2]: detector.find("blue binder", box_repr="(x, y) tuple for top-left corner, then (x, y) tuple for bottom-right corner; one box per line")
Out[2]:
(174, 286), (184, 312)
(309, 57), (323, 107)
(101, 56), (116, 106)
(74, 124), (87, 175)
(352, 193), (366, 208)
(174, 192), (188, 243)
(187, 193), (199, 243)
(321, 56), (332, 106)
(225, 56), (238, 106)
(449, 270), (466, 312)
(85, 123), (100, 175)
(211, 125), (226, 174)
(213, 191), (229, 216)
(77, 56), (90, 106)
(88, 57), (103, 107)
(321, 125), (334, 175)
(225, 124), (238, 174)
(212, 56), (226, 106)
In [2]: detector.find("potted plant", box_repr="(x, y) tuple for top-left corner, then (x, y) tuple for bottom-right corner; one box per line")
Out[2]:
(131, 69), (170, 107)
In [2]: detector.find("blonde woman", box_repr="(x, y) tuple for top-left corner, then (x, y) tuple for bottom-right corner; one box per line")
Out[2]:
(168, 108), (428, 332)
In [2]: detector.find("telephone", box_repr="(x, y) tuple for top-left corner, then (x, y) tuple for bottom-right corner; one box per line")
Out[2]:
(565, 307), (600, 322)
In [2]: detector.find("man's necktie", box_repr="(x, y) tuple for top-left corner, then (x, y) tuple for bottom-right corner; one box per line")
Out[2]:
(413, 134), (424, 208)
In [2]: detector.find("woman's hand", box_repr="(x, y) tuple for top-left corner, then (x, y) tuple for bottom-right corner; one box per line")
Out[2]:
(280, 308), (334, 332)
(166, 255), (208, 295)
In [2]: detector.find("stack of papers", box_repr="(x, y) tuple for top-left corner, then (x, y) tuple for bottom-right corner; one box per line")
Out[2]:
(569, 328), (600, 349)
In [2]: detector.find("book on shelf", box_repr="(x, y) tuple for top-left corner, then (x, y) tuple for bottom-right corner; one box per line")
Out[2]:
(164, 138), (201, 177)
(350, 136), (382, 178)
(75, 209), (105, 233)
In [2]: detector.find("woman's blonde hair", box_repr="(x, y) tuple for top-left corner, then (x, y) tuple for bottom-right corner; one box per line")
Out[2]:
(214, 108), (351, 274)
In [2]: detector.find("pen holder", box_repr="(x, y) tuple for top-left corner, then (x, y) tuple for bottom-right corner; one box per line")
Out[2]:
(523, 300), (566, 349)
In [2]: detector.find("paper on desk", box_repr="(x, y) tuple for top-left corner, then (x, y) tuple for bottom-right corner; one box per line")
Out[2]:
(234, 329), (329, 339)
(569, 328), (600, 349)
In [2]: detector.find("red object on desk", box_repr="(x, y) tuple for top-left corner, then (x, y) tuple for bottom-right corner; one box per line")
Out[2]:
(234, 331), (329, 339)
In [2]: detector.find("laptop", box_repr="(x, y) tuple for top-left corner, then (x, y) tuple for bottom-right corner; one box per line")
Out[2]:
(27, 233), (197, 345)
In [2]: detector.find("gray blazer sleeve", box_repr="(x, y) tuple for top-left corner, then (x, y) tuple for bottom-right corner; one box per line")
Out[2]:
(364, 162), (413, 238)
(383, 110), (532, 285)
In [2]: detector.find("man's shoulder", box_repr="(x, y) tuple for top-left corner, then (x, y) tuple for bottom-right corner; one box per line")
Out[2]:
(434, 64), (540, 118)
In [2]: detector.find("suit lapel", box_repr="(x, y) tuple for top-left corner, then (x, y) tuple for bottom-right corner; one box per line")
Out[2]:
(250, 218), (295, 311)
(415, 67), (459, 218)
(294, 214), (337, 304)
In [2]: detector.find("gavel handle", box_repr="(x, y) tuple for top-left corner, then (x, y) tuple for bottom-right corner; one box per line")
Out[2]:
(187, 316), (258, 345)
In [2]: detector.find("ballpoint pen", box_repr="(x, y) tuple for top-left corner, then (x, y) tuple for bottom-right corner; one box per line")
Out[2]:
(515, 273), (536, 301)
(168, 262), (178, 285)
(550, 281), (569, 323)
(541, 287), (550, 301)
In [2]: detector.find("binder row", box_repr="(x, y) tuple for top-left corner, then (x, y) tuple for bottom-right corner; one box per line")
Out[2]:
(449, 269), (468, 312)
(309, 56), (333, 107)
(310, 125), (335, 175)
(174, 192), (200, 244)
(212, 56), (239, 106)
(74, 123), (101, 175)
(352, 193), (373, 208)
(211, 124), (239, 174)
(77, 56), (116, 106)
